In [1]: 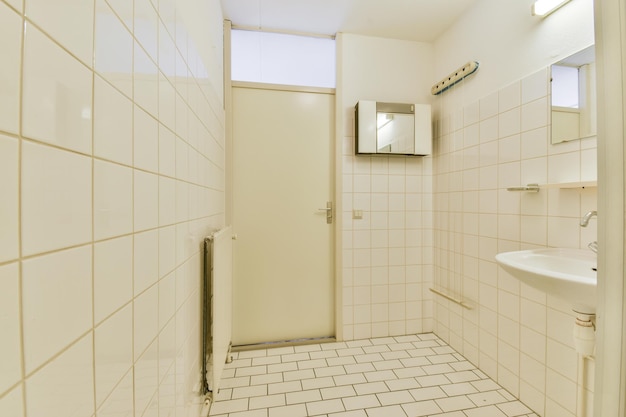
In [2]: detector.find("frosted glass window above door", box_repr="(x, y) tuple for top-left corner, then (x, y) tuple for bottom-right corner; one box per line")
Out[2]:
(231, 29), (336, 88)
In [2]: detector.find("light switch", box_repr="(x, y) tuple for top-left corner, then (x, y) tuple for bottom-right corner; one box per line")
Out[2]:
(353, 210), (363, 219)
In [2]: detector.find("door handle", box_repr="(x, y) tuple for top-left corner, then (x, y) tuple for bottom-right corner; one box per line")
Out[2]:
(317, 202), (333, 224)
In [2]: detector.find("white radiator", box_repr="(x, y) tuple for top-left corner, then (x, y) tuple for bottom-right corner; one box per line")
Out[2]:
(202, 226), (233, 399)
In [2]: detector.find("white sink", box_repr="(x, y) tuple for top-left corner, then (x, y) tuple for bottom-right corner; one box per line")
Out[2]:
(495, 248), (597, 313)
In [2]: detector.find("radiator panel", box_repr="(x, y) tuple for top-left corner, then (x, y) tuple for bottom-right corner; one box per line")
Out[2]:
(203, 226), (233, 396)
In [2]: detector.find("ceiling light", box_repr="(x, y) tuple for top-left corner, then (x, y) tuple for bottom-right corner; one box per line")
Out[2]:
(532, 0), (572, 17)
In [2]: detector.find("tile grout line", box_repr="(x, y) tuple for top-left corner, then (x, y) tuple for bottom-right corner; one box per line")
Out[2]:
(89, 0), (97, 413)
(16, 1), (26, 415)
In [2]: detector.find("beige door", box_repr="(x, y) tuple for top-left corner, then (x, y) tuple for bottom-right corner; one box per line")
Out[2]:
(231, 84), (335, 346)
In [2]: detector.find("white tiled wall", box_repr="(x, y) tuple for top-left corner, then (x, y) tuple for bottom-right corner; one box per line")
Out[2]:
(432, 68), (597, 417)
(341, 143), (434, 341)
(337, 33), (435, 343)
(0, 1), (225, 417)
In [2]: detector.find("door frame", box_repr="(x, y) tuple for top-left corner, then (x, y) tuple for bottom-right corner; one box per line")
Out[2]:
(593, 1), (626, 415)
(223, 21), (343, 342)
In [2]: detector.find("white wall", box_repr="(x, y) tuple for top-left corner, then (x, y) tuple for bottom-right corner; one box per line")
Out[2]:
(430, 0), (596, 416)
(434, 0), (594, 107)
(336, 33), (435, 340)
(0, 0), (225, 416)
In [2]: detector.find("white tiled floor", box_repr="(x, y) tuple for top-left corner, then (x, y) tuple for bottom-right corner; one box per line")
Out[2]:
(208, 333), (538, 417)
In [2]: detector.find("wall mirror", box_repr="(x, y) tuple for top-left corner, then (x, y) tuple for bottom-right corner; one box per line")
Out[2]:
(550, 45), (596, 144)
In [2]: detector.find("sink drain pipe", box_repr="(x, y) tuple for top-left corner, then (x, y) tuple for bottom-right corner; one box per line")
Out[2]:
(573, 311), (596, 417)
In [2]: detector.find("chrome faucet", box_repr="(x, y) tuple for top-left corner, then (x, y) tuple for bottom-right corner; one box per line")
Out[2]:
(580, 210), (598, 254)
(580, 210), (597, 227)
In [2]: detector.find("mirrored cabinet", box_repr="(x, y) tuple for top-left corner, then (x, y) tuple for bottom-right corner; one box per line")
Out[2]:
(355, 100), (432, 156)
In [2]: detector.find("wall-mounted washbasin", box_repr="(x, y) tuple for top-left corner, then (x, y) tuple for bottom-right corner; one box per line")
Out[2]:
(495, 248), (597, 313)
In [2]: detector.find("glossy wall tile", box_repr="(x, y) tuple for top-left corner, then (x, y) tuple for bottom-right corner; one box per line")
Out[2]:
(25, 0), (94, 67)
(94, 235), (133, 323)
(0, 3), (21, 134)
(21, 246), (92, 373)
(342, 132), (434, 341)
(25, 335), (94, 417)
(0, 0), (226, 416)
(93, 75), (133, 165)
(432, 68), (598, 417)
(94, 0), (133, 97)
(93, 159), (134, 240)
(0, 263), (20, 394)
(21, 140), (92, 255)
(94, 304), (133, 406)
(134, 105), (159, 172)
(0, 135), (18, 262)
(22, 24), (93, 154)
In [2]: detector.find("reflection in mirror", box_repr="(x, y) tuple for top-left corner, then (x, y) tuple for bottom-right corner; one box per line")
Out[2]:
(376, 112), (415, 154)
(551, 45), (596, 144)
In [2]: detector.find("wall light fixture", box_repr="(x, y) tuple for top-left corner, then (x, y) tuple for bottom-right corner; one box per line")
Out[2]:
(532, 0), (572, 17)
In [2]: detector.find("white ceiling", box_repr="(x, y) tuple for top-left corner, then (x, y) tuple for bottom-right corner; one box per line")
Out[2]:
(220, 0), (482, 42)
